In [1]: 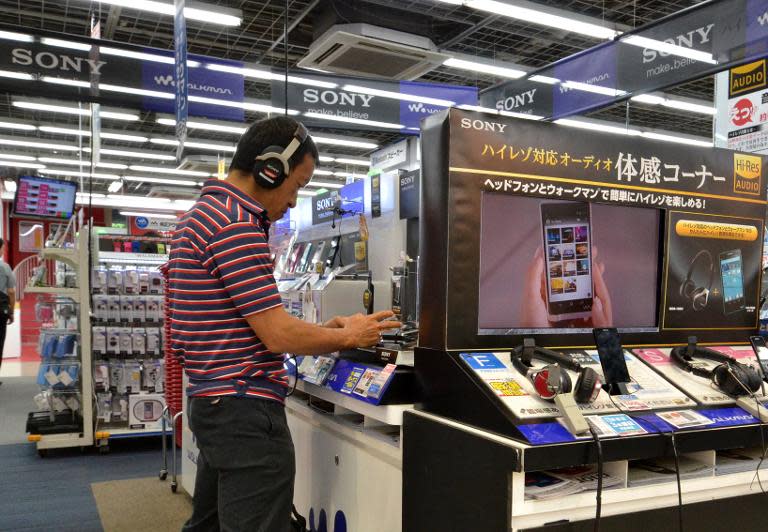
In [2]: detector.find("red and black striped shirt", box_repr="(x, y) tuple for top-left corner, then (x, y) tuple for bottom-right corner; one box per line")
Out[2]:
(168, 180), (287, 402)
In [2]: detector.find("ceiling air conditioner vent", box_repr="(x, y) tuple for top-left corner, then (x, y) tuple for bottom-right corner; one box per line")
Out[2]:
(298, 24), (447, 80)
(148, 185), (201, 200)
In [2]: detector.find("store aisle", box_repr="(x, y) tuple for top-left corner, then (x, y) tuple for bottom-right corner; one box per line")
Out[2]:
(0, 376), (39, 445)
(0, 425), (174, 531)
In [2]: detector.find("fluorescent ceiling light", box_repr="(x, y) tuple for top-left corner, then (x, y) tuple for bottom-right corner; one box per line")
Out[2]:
(120, 211), (178, 219)
(442, 0), (618, 39)
(38, 126), (148, 143)
(205, 64), (337, 88)
(0, 138), (79, 151)
(0, 153), (37, 161)
(298, 190), (317, 197)
(4, 180), (17, 192)
(333, 171), (367, 179)
(186, 95), (300, 116)
(342, 84), (455, 107)
(304, 112), (403, 130)
(85, 0), (241, 26)
(84, 148), (175, 161)
(0, 121), (36, 131)
(640, 131), (712, 147)
(150, 138), (235, 152)
(560, 80), (626, 97)
(529, 75), (560, 85)
(442, 57), (526, 79)
(107, 194), (170, 203)
(76, 192), (106, 198)
(156, 117), (246, 135)
(555, 118), (640, 136)
(37, 157), (128, 170)
(41, 168), (120, 180)
(0, 160), (45, 169)
(0, 30), (32, 42)
(630, 94), (715, 115)
(318, 156), (334, 163)
(41, 38), (92, 51)
(498, 110), (543, 120)
(0, 70), (34, 81)
(41, 77), (90, 88)
(333, 157), (371, 167)
(13, 101), (139, 120)
(312, 136), (378, 149)
(129, 165), (210, 177)
(100, 47), (201, 67)
(123, 175), (198, 186)
(307, 180), (344, 189)
(100, 83), (174, 99)
(313, 169), (334, 176)
(108, 181), (123, 193)
(622, 35), (717, 65)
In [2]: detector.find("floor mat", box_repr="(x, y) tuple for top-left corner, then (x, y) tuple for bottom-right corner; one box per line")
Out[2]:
(0, 377), (39, 445)
(92, 477), (191, 532)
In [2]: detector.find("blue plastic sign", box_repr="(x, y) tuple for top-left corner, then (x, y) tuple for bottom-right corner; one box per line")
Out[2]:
(174, 0), (188, 161)
(135, 216), (149, 229)
(460, 353), (507, 370)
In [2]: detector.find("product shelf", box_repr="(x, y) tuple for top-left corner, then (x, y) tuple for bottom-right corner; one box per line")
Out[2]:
(97, 251), (168, 265)
(295, 379), (412, 426)
(40, 247), (78, 269)
(25, 286), (80, 301)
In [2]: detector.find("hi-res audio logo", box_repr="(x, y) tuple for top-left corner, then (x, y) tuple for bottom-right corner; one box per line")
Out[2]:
(734, 153), (762, 196)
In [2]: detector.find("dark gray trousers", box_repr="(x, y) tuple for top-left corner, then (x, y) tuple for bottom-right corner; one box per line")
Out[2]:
(183, 396), (295, 532)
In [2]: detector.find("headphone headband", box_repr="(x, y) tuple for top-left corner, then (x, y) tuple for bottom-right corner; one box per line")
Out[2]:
(670, 344), (735, 379)
(511, 344), (582, 373)
(252, 122), (310, 189)
(685, 250), (714, 291)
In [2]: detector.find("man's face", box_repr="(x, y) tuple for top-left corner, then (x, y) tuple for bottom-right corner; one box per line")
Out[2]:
(270, 153), (315, 221)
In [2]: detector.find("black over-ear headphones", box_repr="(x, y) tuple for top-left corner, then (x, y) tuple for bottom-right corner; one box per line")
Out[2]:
(670, 336), (762, 397)
(511, 338), (602, 403)
(679, 250), (713, 311)
(252, 123), (309, 189)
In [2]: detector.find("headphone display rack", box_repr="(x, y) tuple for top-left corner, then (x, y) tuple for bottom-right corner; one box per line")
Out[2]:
(405, 347), (768, 531)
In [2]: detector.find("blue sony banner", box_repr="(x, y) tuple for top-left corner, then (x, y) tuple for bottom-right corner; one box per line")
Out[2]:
(312, 179), (365, 226)
(173, 0), (187, 160)
(142, 53), (244, 122)
(398, 80), (478, 129)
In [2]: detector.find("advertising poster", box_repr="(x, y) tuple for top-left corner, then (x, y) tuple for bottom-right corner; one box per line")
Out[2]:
(662, 211), (762, 330)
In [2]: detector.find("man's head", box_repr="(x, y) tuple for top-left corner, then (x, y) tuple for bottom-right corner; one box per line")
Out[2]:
(228, 116), (318, 221)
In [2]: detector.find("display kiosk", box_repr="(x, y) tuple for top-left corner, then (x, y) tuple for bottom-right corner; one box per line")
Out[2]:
(404, 108), (768, 531)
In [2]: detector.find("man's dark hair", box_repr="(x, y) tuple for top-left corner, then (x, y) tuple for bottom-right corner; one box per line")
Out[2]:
(229, 116), (318, 178)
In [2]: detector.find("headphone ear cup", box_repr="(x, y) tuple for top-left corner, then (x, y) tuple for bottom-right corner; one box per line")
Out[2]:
(559, 369), (573, 395)
(713, 364), (748, 396)
(691, 287), (709, 311)
(530, 365), (571, 401)
(574, 367), (600, 403)
(680, 279), (695, 299)
(253, 146), (289, 189)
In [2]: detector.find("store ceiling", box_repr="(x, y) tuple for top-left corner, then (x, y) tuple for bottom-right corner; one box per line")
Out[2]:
(0, 0), (713, 198)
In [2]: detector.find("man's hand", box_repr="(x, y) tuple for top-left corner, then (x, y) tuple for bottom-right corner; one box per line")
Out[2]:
(342, 310), (401, 348)
(322, 316), (347, 328)
(7, 313), (13, 325)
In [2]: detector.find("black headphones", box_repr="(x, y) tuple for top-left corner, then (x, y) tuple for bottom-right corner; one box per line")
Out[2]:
(679, 250), (713, 311)
(511, 339), (602, 403)
(670, 336), (762, 397)
(252, 123), (309, 189)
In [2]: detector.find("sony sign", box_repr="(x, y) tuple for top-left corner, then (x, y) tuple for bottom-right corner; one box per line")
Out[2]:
(641, 23), (714, 63)
(11, 47), (106, 75)
(303, 88), (373, 107)
(495, 88), (537, 112)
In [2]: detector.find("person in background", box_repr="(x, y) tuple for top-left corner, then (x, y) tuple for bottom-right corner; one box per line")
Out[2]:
(0, 238), (16, 386)
(169, 116), (399, 532)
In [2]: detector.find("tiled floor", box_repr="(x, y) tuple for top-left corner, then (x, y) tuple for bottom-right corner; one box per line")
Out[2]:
(0, 360), (39, 378)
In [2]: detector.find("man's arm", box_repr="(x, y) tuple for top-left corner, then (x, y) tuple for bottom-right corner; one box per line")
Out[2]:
(6, 288), (14, 323)
(247, 307), (398, 355)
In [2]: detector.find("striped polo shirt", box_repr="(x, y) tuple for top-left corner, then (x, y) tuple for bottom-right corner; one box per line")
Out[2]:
(168, 179), (287, 402)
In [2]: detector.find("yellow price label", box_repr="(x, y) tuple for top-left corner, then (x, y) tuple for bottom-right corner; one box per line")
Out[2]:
(488, 379), (527, 397)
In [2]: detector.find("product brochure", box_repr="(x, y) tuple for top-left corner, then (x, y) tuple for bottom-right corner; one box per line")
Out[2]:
(716, 448), (768, 476)
(628, 456), (713, 487)
(524, 466), (623, 500)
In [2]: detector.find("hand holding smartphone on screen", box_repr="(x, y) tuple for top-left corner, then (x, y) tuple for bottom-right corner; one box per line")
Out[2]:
(593, 327), (630, 395)
(540, 201), (593, 322)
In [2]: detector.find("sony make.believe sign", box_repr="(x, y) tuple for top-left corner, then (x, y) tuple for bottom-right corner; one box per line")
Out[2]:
(272, 73), (477, 132)
(0, 33), (244, 122)
(312, 180), (364, 226)
(481, 0), (768, 119)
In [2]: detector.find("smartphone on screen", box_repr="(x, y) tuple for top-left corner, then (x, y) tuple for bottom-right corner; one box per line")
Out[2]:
(750, 336), (768, 379)
(297, 243), (314, 273)
(720, 249), (745, 314)
(540, 201), (593, 322)
(593, 327), (630, 395)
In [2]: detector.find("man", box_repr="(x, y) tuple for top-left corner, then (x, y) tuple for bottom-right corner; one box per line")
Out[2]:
(0, 238), (15, 386)
(169, 116), (399, 532)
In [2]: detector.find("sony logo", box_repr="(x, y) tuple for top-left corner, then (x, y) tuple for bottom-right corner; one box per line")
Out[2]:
(400, 176), (415, 186)
(316, 197), (337, 211)
(460, 117), (508, 133)
(303, 88), (373, 107)
(496, 88), (536, 111)
(642, 23), (714, 63)
(12, 47), (106, 75)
